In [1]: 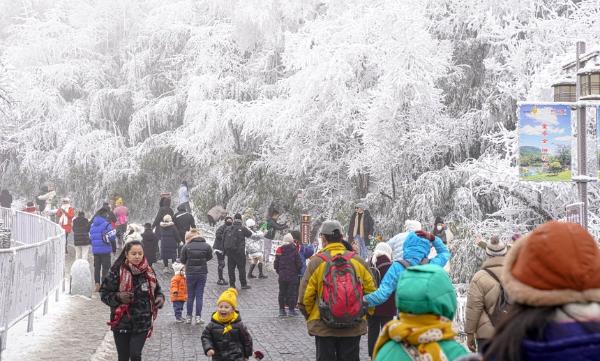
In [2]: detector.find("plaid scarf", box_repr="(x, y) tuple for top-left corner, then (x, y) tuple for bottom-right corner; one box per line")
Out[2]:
(108, 257), (158, 338)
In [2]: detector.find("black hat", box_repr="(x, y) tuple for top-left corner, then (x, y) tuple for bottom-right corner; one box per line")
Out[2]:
(234, 213), (242, 220)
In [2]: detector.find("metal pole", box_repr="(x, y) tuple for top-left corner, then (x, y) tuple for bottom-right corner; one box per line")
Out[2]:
(575, 41), (589, 229)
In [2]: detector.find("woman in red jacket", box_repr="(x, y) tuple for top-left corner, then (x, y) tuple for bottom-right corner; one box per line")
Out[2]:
(56, 197), (75, 254)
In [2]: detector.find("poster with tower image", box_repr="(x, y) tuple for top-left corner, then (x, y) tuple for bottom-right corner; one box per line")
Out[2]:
(518, 103), (573, 181)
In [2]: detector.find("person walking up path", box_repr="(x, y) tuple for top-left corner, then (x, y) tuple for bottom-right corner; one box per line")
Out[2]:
(72, 211), (91, 260)
(298, 220), (376, 361)
(91, 208), (117, 292)
(224, 214), (252, 289)
(214, 216), (233, 285)
(274, 233), (302, 317)
(180, 228), (213, 325)
(56, 197), (75, 253)
(157, 214), (180, 270)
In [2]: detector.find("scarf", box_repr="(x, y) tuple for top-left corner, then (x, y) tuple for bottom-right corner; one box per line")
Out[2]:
(212, 311), (239, 334)
(372, 313), (456, 361)
(353, 212), (365, 240)
(59, 205), (71, 226)
(108, 257), (158, 338)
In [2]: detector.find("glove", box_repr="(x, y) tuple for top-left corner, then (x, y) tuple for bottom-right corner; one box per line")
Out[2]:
(117, 291), (134, 304)
(416, 230), (435, 242)
(155, 295), (165, 309)
(467, 333), (477, 352)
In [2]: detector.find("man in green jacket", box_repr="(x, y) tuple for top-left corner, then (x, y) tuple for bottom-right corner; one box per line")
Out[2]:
(373, 264), (469, 361)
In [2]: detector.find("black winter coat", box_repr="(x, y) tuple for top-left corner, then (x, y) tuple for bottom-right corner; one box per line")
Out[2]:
(214, 223), (230, 252)
(100, 264), (164, 334)
(274, 243), (302, 282)
(223, 221), (252, 255)
(347, 210), (374, 243)
(152, 206), (174, 230)
(72, 216), (90, 246)
(265, 217), (288, 240)
(174, 211), (196, 242)
(158, 222), (180, 260)
(180, 237), (213, 275)
(201, 313), (253, 361)
(142, 229), (159, 265)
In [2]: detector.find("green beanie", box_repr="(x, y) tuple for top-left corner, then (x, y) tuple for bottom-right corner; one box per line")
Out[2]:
(395, 264), (457, 320)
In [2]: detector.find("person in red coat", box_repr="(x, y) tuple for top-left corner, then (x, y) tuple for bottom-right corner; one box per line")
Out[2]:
(56, 197), (75, 254)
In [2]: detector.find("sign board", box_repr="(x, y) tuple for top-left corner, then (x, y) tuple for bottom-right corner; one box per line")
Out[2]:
(566, 202), (585, 226)
(518, 103), (573, 181)
(571, 106), (599, 179)
(301, 214), (311, 245)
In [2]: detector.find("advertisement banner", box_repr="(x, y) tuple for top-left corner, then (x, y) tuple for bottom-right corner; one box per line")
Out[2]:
(571, 106), (599, 179)
(518, 103), (573, 181)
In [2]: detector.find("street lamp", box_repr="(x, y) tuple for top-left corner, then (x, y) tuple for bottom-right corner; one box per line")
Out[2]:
(578, 61), (600, 100)
(552, 75), (576, 102)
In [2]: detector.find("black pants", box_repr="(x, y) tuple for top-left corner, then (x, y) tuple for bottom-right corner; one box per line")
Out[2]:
(367, 315), (394, 356)
(94, 253), (112, 284)
(227, 251), (247, 287)
(278, 279), (298, 310)
(477, 338), (490, 353)
(315, 336), (361, 361)
(216, 252), (226, 280)
(113, 330), (147, 361)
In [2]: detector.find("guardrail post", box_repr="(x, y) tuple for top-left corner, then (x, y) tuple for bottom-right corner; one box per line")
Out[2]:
(43, 297), (48, 315)
(55, 288), (60, 303)
(26, 311), (34, 333)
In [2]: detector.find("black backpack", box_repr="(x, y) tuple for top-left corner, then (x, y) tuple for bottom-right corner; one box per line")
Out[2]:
(483, 268), (511, 327)
(369, 260), (392, 286)
(223, 224), (245, 252)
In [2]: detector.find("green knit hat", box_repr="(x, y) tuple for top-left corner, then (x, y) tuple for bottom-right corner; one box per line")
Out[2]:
(395, 264), (457, 320)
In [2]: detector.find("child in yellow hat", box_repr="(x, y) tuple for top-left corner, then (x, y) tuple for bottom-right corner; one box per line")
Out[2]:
(201, 288), (253, 360)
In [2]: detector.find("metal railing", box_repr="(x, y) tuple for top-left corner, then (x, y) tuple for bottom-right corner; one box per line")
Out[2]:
(0, 207), (65, 356)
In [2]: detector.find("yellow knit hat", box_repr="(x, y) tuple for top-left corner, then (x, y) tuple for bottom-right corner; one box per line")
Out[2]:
(217, 288), (238, 309)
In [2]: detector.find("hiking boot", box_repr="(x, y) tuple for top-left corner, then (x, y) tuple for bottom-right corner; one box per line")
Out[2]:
(175, 317), (185, 323)
(241, 284), (251, 290)
(288, 309), (299, 317)
(279, 309), (287, 317)
(185, 315), (192, 324)
(216, 279), (227, 286)
(258, 264), (267, 279)
(195, 316), (204, 325)
(247, 264), (256, 279)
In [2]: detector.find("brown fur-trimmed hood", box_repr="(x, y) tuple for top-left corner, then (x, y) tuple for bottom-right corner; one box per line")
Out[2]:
(503, 221), (600, 306)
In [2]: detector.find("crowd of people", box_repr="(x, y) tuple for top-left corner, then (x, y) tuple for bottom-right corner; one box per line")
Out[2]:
(2, 185), (599, 361)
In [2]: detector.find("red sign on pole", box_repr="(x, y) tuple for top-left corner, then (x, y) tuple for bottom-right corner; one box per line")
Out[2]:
(301, 214), (311, 245)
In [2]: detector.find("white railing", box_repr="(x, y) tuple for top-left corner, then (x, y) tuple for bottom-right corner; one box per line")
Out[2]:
(0, 207), (65, 356)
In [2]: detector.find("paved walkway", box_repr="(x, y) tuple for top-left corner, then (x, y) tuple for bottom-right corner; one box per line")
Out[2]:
(3, 235), (371, 361)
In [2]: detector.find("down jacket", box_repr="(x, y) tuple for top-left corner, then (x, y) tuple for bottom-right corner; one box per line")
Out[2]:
(72, 216), (90, 246)
(180, 237), (213, 275)
(365, 233), (450, 307)
(201, 313), (253, 361)
(89, 215), (116, 255)
(465, 256), (505, 339)
(142, 229), (159, 265)
(274, 243), (302, 282)
(157, 221), (180, 260)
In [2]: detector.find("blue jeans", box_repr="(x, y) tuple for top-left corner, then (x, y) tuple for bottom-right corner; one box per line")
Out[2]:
(186, 273), (207, 317)
(173, 301), (184, 319)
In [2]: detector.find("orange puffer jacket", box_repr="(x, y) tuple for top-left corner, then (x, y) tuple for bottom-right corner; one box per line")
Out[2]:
(170, 274), (187, 302)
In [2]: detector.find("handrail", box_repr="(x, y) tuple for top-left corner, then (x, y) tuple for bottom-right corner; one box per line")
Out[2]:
(0, 207), (65, 357)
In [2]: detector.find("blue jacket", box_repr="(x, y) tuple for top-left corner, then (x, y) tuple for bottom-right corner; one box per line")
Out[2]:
(365, 235), (450, 307)
(297, 243), (315, 276)
(386, 231), (408, 261)
(521, 321), (600, 361)
(90, 215), (116, 255)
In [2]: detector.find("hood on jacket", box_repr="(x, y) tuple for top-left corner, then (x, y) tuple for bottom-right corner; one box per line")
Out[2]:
(402, 232), (432, 265)
(395, 264), (456, 320)
(91, 215), (108, 226)
(160, 221), (175, 228)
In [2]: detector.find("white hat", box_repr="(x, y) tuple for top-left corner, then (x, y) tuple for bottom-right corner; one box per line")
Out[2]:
(246, 219), (256, 228)
(172, 262), (185, 274)
(371, 242), (393, 265)
(282, 233), (294, 244)
(404, 220), (422, 232)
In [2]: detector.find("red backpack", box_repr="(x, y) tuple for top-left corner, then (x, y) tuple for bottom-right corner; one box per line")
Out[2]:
(317, 251), (367, 328)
